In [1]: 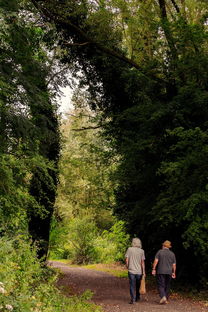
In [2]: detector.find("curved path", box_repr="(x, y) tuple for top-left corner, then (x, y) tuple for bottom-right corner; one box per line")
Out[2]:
(49, 261), (207, 312)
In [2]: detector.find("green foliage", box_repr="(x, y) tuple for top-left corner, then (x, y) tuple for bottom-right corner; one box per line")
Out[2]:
(0, 236), (102, 312)
(94, 221), (130, 263)
(30, 0), (208, 286)
(0, 153), (49, 234)
(48, 217), (71, 260)
(49, 103), (130, 264)
(0, 0), (61, 257)
(50, 216), (129, 265)
(66, 214), (99, 264)
(56, 102), (116, 226)
(151, 127), (208, 284)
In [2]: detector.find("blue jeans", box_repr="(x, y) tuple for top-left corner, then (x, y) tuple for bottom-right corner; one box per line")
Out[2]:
(156, 274), (172, 298)
(128, 272), (142, 301)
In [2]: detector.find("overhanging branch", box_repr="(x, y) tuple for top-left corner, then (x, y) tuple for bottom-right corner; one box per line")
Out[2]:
(72, 125), (104, 131)
(30, 0), (144, 72)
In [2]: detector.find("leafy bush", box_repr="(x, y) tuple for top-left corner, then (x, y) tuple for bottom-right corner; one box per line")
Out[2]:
(152, 127), (208, 285)
(66, 215), (99, 264)
(94, 221), (130, 263)
(49, 218), (130, 265)
(0, 236), (101, 312)
(48, 218), (73, 260)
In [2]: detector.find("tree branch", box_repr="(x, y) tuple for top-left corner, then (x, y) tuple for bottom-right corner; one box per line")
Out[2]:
(72, 125), (104, 131)
(158, 0), (168, 19)
(59, 18), (144, 71)
(169, 0), (180, 14)
(30, 0), (144, 72)
(158, 0), (178, 60)
(46, 67), (69, 86)
(64, 41), (90, 46)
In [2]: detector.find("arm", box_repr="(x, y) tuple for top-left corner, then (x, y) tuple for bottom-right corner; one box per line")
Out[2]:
(125, 248), (129, 269)
(172, 263), (176, 278)
(152, 258), (158, 276)
(125, 257), (129, 269)
(141, 259), (146, 277)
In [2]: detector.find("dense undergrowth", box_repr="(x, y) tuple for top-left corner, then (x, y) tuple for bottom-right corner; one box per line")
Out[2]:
(50, 219), (130, 265)
(0, 236), (101, 312)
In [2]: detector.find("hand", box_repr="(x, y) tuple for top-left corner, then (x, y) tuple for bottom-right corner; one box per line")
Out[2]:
(143, 273), (146, 278)
(152, 269), (156, 276)
(172, 273), (176, 279)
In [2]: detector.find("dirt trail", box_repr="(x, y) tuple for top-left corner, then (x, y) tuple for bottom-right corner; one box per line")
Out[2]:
(49, 261), (207, 312)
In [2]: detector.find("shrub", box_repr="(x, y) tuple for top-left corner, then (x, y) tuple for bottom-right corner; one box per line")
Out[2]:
(49, 218), (130, 264)
(0, 236), (101, 312)
(66, 215), (99, 264)
(94, 221), (130, 263)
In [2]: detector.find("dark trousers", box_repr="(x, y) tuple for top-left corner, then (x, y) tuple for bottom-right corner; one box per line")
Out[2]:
(128, 272), (142, 301)
(156, 274), (172, 299)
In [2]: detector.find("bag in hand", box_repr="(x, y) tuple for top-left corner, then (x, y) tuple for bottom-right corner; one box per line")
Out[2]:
(139, 276), (146, 294)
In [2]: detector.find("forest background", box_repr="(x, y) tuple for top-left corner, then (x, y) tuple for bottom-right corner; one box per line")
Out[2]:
(1, 0), (208, 310)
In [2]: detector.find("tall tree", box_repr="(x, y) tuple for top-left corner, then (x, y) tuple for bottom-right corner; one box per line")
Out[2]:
(0, 0), (61, 258)
(55, 92), (116, 228)
(31, 0), (208, 283)
(50, 94), (118, 260)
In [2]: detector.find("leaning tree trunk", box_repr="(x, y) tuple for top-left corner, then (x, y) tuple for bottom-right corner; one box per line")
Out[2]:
(28, 104), (60, 260)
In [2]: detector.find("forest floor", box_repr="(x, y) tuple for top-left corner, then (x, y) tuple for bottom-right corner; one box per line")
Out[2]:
(49, 261), (208, 312)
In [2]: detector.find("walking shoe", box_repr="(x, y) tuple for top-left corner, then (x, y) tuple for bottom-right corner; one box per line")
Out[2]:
(159, 296), (167, 304)
(135, 294), (140, 302)
(129, 300), (134, 304)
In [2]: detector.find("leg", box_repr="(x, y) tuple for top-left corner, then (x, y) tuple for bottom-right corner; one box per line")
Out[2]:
(156, 274), (166, 298)
(164, 274), (172, 299)
(128, 272), (136, 302)
(135, 274), (142, 301)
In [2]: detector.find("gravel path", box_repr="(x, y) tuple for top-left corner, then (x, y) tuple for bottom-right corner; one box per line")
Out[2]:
(49, 261), (207, 312)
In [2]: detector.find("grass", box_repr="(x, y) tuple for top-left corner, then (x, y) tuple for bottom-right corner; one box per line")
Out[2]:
(81, 263), (128, 278)
(52, 260), (128, 277)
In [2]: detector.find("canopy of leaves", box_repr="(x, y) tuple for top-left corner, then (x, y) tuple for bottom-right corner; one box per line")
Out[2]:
(31, 0), (208, 285)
